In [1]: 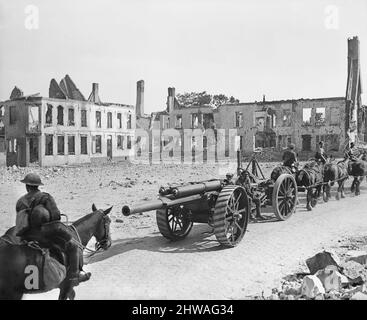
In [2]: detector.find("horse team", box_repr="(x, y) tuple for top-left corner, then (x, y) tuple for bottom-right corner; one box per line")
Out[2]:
(271, 154), (367, 211)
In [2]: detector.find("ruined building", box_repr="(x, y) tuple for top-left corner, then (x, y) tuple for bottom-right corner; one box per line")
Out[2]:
(147, 36), (365, 158)
(1, 75), (135, 167)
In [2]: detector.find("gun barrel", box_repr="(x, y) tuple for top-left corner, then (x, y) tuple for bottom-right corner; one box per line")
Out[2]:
(122, 194), (207, 216)
(122, 199), (164, 216)
(172, 180), (222, 198)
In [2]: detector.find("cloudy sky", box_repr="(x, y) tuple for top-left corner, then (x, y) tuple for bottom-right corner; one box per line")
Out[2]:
(0, 0), (366, 113)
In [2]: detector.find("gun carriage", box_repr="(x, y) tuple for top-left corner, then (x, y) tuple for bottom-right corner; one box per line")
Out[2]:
(122, 150), (298, 247)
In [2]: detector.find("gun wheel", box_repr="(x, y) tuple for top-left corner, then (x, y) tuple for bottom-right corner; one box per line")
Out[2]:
(213, 186), (250, 248)
(156, 206), (193, 241)
(272, 174), (297, 221)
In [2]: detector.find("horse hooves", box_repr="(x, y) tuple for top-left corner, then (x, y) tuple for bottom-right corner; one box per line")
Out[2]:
(307, 207), (312, 211)
(335, 195), (340, 200)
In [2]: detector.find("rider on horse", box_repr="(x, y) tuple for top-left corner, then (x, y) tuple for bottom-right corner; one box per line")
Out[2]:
(315, 141), (327, 164)
(345, 141), (359, 161)
(282, 143), (298, 173)
(16, 173), (91, 286)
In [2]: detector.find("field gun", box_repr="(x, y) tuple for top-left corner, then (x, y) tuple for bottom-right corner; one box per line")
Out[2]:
(122, 179), (250, 247)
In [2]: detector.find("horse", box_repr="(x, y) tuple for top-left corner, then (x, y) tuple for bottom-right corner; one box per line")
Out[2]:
(295, 160), (324, 211)
(0, 204), (112, 300)
(323, 160), (349, 201)
(348, 154), (367, 196)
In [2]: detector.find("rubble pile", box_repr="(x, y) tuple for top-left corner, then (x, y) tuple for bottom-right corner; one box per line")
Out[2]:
(264, 249), (367, 300)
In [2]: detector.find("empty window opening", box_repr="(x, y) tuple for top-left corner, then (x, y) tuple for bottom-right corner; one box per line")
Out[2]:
(81, 110), (87, 127)
(117, 135), (124, 149)
(302, 135), (312, 151)
(96, 111), (101, 128)
(315, 107), (326, 126)
(46, 104), (53, 125)
(57, 136), (64, 155)
(302, 108), (312, 126)
(68, 108), (75, 126)
(127, 136), (132, 149)
(107, 112), (112, 128)
(45, 134), (53, 155)
(95, 135), (102, 153)
(68, 135), (75, 155)
(127, 113), (132, 129)
(57, 106), (64, 125)
(175, 115), (182, 128)
(117, 113), (122, 128)
(81, 136), (88, 154)
(9, 107), (16, 125)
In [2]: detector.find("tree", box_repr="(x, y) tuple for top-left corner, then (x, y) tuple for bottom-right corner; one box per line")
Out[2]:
(176, 91), (239, 107)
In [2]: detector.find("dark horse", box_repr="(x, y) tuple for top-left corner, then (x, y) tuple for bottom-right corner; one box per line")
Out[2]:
(270, 165), (293, 182)
(348, 155), (367, 196)
(0, 204), (112, 300)
(323, 160), (349, 201)
(295, 160), (324, 211)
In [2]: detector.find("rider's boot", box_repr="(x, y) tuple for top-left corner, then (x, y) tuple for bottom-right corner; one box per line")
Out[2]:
(66, 241), (91, 286)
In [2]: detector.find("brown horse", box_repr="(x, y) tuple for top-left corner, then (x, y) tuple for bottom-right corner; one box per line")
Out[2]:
(0, 204), (112, 300)
(323, 160), (349, 201)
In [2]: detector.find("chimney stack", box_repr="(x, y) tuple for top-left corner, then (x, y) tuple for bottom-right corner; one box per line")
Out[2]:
(88, 83), (101, 104)
(167, 87), (176, 113)
(136, 80), (145, 118)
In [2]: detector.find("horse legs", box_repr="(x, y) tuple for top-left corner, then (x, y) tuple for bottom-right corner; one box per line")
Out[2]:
(355, 177), (363, 196)
(58, 280), (76, 300)
(323, 184), (329, 202)
(351, 177), (356, 193)
(306, 189), (312, 211)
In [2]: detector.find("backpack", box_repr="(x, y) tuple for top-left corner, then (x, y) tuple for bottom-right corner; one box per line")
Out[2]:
(15, 193), (44, 236)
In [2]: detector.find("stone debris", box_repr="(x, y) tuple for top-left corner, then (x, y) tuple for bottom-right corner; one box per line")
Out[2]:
(345, 250), (367, 265)
(266, 248), (367, 300)
(301, 275), (326, 298)
(306, 250), (341, 274)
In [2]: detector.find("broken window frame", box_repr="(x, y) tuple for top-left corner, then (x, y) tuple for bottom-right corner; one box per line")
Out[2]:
(302, 134), (312, 151)
(95, 135), (102, 153)
(330, 107), (339, 126)
(57, 106), (64, 125)
(45, 104), (53, 126)
(191, 113), (201, 129)
(57, 135), (65, 155)
(67, 135), (75, 155)
(96, 111), (101, 128)
(203, 113), (214, 129)
(80, 135), (88, 155)
(315, 107), (326, 126)
(107, 112), (113, 129)
(45, 134), (53, 156)
(81, 110), (87, 127)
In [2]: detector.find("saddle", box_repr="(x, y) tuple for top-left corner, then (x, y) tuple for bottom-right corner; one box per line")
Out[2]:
(1, 231), (67, 291)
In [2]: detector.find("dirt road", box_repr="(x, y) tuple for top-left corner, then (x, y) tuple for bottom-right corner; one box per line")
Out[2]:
(0, 161), (366, 300)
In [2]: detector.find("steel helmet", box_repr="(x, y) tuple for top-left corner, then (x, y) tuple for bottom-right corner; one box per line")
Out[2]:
(288, 143), (295, 150)
(20, 173), (44, 186)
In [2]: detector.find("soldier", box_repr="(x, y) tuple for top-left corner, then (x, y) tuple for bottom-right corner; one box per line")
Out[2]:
(236, 170), (263, 220)
(282, 143), (298, 172)
(315, 141), (327, 164)
(345, 142), (358, 161)
(16, 173), (90, 286)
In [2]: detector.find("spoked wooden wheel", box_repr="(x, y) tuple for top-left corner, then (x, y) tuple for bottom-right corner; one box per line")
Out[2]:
(213, 186), (250, 247)
(272, 174), (298, 221)
(156, 206), (193, 241)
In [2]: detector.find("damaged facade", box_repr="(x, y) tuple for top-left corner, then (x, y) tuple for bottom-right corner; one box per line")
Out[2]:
(145, 36), (365, 159)
(1, 75), (135, 167)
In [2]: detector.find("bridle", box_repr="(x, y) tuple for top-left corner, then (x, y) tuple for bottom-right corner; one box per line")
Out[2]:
(70, 210), (111, 257)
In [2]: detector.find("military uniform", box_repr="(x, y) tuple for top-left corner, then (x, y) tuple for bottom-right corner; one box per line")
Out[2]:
(16, 173), (89, 286)
(282, 149), (297, 168)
